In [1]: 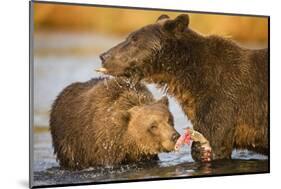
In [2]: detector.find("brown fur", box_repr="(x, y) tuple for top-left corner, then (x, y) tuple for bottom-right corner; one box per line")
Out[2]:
(99, 14), (268, 160)
(50, 77), (179, 169)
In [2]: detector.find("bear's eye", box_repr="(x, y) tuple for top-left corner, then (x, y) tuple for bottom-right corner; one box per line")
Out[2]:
(168, 117), (174, 126)
(150, 122), (158, 130)
(131, 35), (138, 43)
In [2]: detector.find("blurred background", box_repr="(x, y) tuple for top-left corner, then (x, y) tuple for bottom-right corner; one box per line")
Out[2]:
(33, 2), (268, 129)
(34, 3), (268, 43)
(32, 2), (268, 184)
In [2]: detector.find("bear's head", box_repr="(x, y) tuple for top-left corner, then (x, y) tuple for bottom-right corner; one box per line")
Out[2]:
(98, 14), (190, 80)
(123, 96), (180, 154)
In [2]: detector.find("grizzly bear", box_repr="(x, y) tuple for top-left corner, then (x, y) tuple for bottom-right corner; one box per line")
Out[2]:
(98, 14), (269, 162)
(50, 77), (179, 170)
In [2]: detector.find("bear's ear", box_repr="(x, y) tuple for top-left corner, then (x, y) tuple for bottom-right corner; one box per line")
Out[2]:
(163, 14), (189, 33)
(128, 106), (139, 116)
(156, 14), (170, 22)
(118, 111), (131, 127)
(157, 96), (169, 106)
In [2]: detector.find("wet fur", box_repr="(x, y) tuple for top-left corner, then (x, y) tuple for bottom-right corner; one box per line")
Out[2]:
(101, 15), (268, 160)
(146, 32), (268, 158)
(50, 78), (168, 169)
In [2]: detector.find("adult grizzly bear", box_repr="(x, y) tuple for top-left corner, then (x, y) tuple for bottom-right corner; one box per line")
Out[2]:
(98, 14), (268, 162)
(50, 77), (179, 170)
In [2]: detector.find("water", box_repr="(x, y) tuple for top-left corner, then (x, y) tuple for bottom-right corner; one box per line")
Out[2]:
(33, 129), (268, 187)
(32, 32), (268, 187)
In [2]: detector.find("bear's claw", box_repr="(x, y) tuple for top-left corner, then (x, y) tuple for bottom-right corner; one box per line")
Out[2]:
(191, 141), (212, 162)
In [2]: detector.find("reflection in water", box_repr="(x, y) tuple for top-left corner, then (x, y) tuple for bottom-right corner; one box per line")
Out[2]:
(34, 146), (268, 187)
(32, 33), (268, 187)
(33, 127), (268, 186)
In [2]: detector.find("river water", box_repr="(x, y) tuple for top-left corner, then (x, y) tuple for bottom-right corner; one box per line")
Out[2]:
(31, 32), (268, 187)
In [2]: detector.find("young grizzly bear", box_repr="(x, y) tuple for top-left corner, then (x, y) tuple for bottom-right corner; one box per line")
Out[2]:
(50, 77), (179, 170)
(98, 14), (268, 162)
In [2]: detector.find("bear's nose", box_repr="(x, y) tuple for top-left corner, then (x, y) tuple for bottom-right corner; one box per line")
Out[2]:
(172, 132), (180, 142)
(99, 52), (111, 62)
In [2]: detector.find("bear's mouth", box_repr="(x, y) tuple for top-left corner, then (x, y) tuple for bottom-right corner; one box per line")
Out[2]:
(96, 66), (144, 83)
(161, 148), (171, 153)
(95, 67), (108, 74)
(96, 67), (126, 77)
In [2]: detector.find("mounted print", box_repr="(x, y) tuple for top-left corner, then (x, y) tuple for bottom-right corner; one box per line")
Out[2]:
(29, 1), (269, 188)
